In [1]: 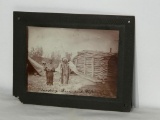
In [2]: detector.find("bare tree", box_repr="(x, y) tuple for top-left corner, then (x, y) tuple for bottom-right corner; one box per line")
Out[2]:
(28, 47), (43, 58)
(65, 52), (72, 61)
(51, 51), (61, 68)
(28, 47), (44, 64)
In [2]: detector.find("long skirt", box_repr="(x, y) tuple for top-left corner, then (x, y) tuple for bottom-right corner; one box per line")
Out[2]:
(61, 74), (69, 84)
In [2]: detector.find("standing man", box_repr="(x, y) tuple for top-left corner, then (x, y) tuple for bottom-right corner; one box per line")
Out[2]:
(44, 59), (55, 85)
(60, 58), (70, 84)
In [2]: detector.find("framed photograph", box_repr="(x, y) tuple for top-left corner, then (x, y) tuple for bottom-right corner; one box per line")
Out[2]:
(13, 11), (135, 112)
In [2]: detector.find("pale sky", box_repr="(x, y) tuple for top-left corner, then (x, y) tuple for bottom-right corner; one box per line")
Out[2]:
(28, 26), (119, 58)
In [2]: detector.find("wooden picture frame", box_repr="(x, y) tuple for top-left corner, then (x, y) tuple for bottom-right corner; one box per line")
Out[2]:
(13, 11), (135, 112)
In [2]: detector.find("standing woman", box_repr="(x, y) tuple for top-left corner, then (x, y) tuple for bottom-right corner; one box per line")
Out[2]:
(44, 59), (55, 85)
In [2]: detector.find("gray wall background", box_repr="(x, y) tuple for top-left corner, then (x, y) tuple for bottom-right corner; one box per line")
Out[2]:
(0, 0), (160, 109)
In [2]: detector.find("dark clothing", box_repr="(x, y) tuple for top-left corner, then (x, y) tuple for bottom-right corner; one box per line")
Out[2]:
(44, 63), (55, 85)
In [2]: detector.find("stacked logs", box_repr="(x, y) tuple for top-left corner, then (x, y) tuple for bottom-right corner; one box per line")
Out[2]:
(73, 50), (116, 81)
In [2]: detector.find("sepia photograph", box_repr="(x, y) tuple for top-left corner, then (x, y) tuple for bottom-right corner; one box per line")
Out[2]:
(14, 12), (134, 111)
(27, 26), (119, 98)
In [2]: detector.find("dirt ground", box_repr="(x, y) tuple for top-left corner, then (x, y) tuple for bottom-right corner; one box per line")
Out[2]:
(28, 72), (117, 98)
